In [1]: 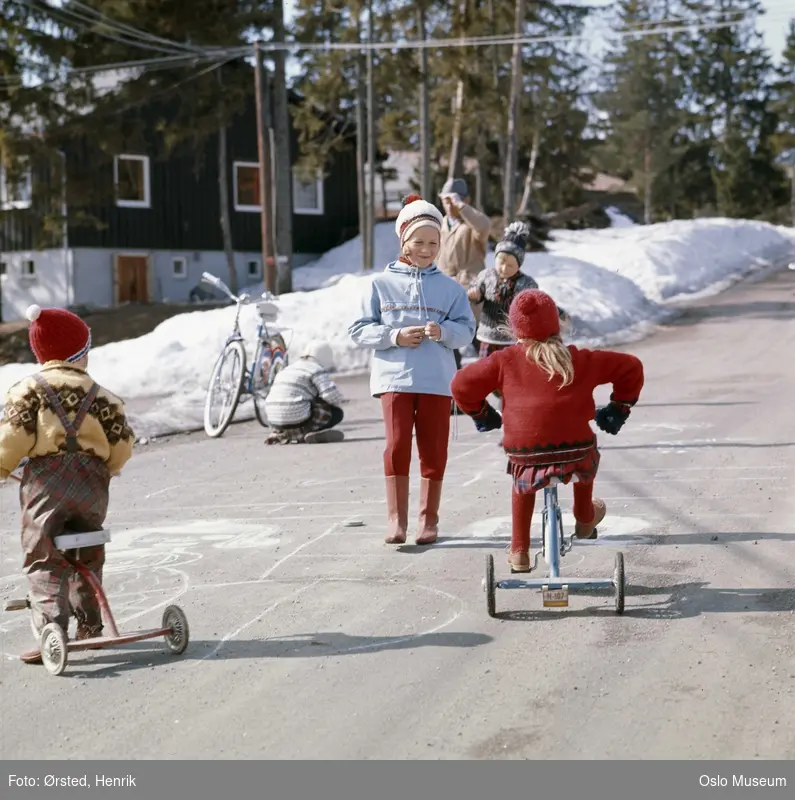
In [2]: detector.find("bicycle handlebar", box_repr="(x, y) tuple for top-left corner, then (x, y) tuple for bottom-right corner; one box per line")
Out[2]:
(200, 272), (236, 301)
(200, 272), (277, 305)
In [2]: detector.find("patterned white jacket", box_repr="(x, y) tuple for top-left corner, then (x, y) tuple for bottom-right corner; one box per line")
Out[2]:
(263, 357), (345, 427)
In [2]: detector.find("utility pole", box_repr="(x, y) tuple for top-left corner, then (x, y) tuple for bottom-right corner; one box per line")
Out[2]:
(503, 0), (525, 222)
(417, 4), (431, 199)
(355, 13), (369, 271)
(254, 40), (276, 294)
(365, 0), (376, 270)
(272, 0), (293, 294)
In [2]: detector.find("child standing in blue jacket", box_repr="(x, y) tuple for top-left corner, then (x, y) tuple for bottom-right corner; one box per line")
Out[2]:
(349, 195), (476, 546)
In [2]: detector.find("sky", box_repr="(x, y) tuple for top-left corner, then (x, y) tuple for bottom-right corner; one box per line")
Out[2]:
(282, 0), (793, 66)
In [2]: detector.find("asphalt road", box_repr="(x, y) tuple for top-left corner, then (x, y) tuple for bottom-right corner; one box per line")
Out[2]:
(1, 265), (795, 760)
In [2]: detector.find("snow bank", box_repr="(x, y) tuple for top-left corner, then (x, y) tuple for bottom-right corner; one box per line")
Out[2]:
(605, 206), (637, 228)
(547, 218), (795, 302)
(1, 217), (793, 439)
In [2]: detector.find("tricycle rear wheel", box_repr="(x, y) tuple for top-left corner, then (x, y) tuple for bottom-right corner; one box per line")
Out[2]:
(485, 554), (496, 618)
(614, 552), (625, 615)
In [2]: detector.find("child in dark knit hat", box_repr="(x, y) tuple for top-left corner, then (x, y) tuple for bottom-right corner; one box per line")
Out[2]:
(468, 222), (541, 358)
(0, 305), (135, 660)
(451, 289), (644, 573)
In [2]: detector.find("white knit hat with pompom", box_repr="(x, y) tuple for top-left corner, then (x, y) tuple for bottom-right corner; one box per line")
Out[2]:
(395, 194), (443, 246)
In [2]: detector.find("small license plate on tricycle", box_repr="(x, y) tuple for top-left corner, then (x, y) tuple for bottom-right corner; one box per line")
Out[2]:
(542, 586), (569, 608)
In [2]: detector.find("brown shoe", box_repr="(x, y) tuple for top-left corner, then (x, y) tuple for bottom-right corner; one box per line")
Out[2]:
(385, 476), (410, 544)
(20, 650), (43, 665)
(508, 551), (531, 573)
(76, 623), (104, 649)
(416, 478), (442, 545)
(574, 498), (606, 539)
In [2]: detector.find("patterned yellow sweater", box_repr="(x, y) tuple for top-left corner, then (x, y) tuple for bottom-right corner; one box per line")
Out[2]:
(0, 361), (135, 480)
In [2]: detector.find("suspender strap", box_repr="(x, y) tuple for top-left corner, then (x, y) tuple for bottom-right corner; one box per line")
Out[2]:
(73, 383), (100, 433)
(32, 375), (100, 454)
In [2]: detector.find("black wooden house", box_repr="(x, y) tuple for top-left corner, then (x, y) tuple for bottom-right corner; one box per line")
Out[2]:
(0, 75), (358, 322)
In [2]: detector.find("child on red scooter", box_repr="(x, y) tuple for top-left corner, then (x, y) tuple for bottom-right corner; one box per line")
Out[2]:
(0, 305), (135, 657)
(451, 289), (644, 573)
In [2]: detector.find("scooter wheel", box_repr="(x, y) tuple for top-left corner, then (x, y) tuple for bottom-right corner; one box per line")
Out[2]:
(40, 623), (68, 676)
(163, 605), (190, 655)
(614, 552), (625, 615)
(485, 554), (496, 618)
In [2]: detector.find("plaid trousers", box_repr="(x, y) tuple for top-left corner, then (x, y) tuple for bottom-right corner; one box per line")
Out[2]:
(267, 398), (342, 444)
(20, 453), (110, 640)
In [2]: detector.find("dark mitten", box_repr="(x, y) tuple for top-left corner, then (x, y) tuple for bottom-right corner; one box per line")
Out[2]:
(594, 402), (631, 435)
(469, 401), (502, 433)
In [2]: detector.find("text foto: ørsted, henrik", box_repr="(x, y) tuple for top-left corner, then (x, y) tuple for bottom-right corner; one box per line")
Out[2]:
(9, 774), (137, 788)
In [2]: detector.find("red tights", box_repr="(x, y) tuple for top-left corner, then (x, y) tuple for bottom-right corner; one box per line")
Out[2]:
(381, 392), (451, 480)
(511, 481), (596, 553)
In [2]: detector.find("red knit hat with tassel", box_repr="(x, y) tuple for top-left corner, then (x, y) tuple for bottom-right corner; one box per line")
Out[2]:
(26, 304), (92, 364)
(509, 289), (560, 342)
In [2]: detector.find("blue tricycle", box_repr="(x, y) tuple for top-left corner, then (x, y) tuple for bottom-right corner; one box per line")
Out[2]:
(483, 477), (625, 616)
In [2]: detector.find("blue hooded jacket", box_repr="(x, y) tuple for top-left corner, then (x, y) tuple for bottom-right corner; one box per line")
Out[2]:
(348, 260), (476, 397)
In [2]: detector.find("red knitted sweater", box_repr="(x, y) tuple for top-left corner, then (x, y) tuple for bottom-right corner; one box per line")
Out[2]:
(451, 344), (644, 458)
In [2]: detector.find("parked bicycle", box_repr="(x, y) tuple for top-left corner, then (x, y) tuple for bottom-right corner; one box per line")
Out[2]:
(201, 272), (289, 438)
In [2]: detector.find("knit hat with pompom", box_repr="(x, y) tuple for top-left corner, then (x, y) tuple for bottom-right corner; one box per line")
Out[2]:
(495, 221), (530, 267)
(395, 194), (443, 246)
(26, 305), (92, 364)
(508, 289), (561, 342)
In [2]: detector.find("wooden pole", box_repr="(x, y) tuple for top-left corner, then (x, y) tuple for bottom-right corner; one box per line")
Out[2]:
(503, 0), (525, 222)
(254, 41), (276, 294)
(272, 0), (293, 294)
(365, 0), (376, 269)
(356, 49), (369, 271)
(417, 4), (431, 199)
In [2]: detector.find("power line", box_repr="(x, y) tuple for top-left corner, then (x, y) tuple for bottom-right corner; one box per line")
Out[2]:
(9, 0), (188, 56)
(283, 15), (780, 52)
(2, 7), (789, 88)
(0, 47), (249, 85)
(63, 0), (204, 54)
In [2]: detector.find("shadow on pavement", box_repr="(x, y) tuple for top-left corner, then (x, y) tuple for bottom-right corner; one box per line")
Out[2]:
(638, 401), (756, 408)
(47, 630), (494, 678)
(495, 582), (795, 622)
(666, 300), (795, 327)
(603, 441), (795, 451)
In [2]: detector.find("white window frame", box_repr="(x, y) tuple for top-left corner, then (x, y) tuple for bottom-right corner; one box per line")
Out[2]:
(247, 259), (260, 279)
(0, 261), (8, 278)
(20, 260), (36, 281)
(233, 161), (261, 212)
(292, 169), (324, 216)
(171, 256), (188, 279)
(114, 154), (151, 209)
(0, 159), (32, 210)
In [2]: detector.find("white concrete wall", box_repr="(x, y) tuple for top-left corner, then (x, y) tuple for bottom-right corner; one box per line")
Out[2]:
(0, 249), (71, 322)
(1, 247), (319, 321)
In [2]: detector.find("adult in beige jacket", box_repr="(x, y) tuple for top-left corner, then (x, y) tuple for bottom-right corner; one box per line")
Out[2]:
(437, 177), (491, 289)
(437, 177), (491, 370)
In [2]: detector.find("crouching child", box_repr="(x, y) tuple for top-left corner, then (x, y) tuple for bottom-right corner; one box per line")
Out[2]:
(0, 305), (135, 658)
(263, 340), (346, 444)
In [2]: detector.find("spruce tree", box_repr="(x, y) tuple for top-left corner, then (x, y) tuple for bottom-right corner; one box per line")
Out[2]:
(771, 18), (795, 152)
(594, 0), (685, 223)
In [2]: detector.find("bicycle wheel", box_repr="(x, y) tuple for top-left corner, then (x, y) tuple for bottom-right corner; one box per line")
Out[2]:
(253, 335), (289, 428)
(204, 339), (246, 438)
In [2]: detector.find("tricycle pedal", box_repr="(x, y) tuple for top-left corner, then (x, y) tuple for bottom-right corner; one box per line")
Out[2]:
(4, 598), (29, 612)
